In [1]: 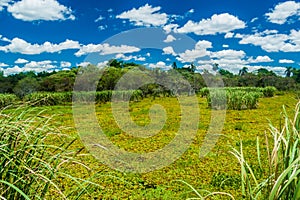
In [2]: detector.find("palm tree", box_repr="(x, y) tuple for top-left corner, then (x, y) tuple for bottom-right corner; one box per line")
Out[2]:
(212, 63), (219, 71)
(285, 67), (293, 77)
(239, 67), (248, 76)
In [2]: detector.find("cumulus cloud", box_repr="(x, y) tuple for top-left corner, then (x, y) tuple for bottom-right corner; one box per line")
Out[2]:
(176, 40), (212, 63)
(188, 9), (194, 13)
(60, 61), (71, 68)
(224, 32), (234, 38)
(0, 38), (80, 54)
(77, 62), (91, 67)
(75, 43), (140, 56)
(163, 46), (177, 56)
(7, 0), (75, 21)
(279, 59), (295, 64)
(164, 35), (176, 43)
(265, 1), (300, 24)
(0, 36), (141, 57)
(0, 0), (10, 11)
(148, 61), (172, 70)
(238, 29), (300, 52)
(0, 62), (8, 67)
(15, 58), (29, 64)
(115, 53), (146, 61)
(4, 60), (57, 75)
(247, 56), (274, 63)
(176, 13), (246, 35)
(163, 24), (179, 34)
(4, 66), (23, 75)
(222, 44), (229, 48)
(116, 4), (168, 27)
(211, 49), (246, 60)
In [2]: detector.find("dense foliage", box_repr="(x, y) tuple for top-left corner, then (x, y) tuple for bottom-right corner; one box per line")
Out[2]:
(0, 60), (299, 99)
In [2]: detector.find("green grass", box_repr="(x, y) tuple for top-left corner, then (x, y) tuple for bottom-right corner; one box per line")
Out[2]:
(1, 92), (298, 199)
(0, 105), (98, 199)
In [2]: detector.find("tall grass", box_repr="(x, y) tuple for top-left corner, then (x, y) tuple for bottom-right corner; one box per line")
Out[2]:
(25, 90), (144, 106)
(0, 94), (18, 108)
(200, 87), (277, 98)
(206, 89), (261, 110)
(0, 105), (96, 199)
(231, 101), (300, 199)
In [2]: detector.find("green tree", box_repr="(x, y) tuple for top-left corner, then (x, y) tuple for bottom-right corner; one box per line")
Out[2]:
(239, 67), (248, 76)
(13, 77), (40, 98)
(285, 67), (293, 78)
(212, 63), (219, 71)
(172, 62), (178, 69)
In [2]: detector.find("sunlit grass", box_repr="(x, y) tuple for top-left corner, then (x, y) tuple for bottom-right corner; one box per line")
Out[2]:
(1, 92), (298, 199)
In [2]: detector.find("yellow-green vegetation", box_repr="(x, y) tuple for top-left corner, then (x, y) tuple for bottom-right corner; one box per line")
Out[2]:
(200, 87), (277, 110)
(1, 92), (299, 199)
(0, 93), (18, 108)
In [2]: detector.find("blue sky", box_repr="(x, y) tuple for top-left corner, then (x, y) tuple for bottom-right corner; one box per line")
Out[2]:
(0, 0), (300, 76)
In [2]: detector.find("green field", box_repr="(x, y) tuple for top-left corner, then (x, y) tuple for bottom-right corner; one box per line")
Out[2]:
(1, 91), (298, 199)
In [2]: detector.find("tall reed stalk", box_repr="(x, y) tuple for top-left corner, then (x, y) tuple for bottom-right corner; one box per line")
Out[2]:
(231, 101), (300, 199)
(0, 105), (96, 199)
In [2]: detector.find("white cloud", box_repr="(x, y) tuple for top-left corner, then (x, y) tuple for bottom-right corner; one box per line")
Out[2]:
(163, 24), (179, 34)
(177, 13), (246, 35)
(250, 17), (258, 23)
(235, 33), (243, 38)
(0, 0), (10, 11)
(279, 59), (294, 64)
(238, 29), (300, 52)
(0, 62), (8, 67)
(177, 40), (212, 63)
(188, 9), (194, 13)
(148, 61), (172, 70)
(15, 58), (29, 64)
(146, 52), (151, 57)
(75, 43), (140, 57)
(98, 25), (107, 31)
(163, 46), (177, 56)
(164, 35), (176, 43)
(115, 53), (146, 61)
(211, 49), (246, 60)
(116, 4), (168, 27)
(4, 65), (23, 75)
(247, 56), (273, 63)
(77, 62), (91, 67)
(0, 35), (11, 42)
(265, 1), (300, 24)
(60, 61), (71, 68)
(222, 44), (229, 48)
(4, 60), (57, 75)
(0, 38), (80, 54)
(224, 32), (234, 38)
(95, 15), (105, 22)
(7, 0), (75, 21)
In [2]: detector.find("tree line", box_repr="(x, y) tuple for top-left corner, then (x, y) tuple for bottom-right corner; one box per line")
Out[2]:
(0, 59), (299, 98)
